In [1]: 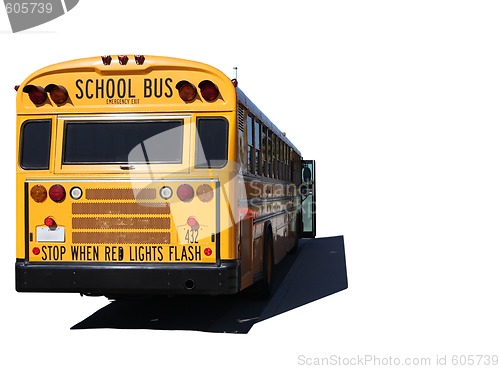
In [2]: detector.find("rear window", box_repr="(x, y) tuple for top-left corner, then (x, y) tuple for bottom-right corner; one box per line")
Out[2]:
(195, 118), (228, 168)
(20, 120), (52, 170)
(63, 120), (183, 164)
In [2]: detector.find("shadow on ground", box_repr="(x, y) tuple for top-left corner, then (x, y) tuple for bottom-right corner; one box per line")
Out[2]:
(71, 236), (348, 333)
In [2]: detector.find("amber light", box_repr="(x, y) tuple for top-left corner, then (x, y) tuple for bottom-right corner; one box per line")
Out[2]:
(196, 184), (214, 202)
(177, 184), (194, 202)
(45, 84), (69, 104)
(49, 184), (66, 202)
(176, 80), (197, 102)
(198, 80), (219, 102)
(30, 185), (47, 203)
(22, 85), (47, 105)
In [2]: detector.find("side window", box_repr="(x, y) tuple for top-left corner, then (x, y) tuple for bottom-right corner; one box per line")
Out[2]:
(261, 126), (267, 176)
(247, 114), (254, 173)
(196, 118), (228, 168)
(254, 120), (261, 175)
(20, 120), (51, 170)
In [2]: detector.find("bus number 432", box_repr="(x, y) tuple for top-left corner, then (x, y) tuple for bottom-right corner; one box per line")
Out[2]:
(185, 229), (199, 244)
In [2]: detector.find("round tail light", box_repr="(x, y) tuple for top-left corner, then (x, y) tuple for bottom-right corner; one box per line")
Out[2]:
(30, 185), (47, 203)
(177, 184), (194, 202)
(198, 80), (219, 102)
(196, 184), (214, 202)
(49, 184), (66, 202)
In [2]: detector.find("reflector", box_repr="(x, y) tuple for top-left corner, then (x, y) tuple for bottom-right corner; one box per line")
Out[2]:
(176, 81), (197, 102)
(198, 80), (219, 102)
(22, 85), (47, 105)
(45, 84), (69, 104)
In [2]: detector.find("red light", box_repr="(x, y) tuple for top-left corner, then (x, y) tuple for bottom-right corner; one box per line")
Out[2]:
(118, 55), (129, 65)
(135, 55), (145, 65)
(198, 80), (219, 102)
(44, 217), (56, 227)
(177, 184), (194, 202)
(14, 85), (19, 91)
(22, 85), (47, 105)
(49, 184), (66, 202)
(204, 248), (212, 257)
(32, 247), (40, 256)
(102, 55), (112, 65)
(176, 80), (197, 102)
(45, 84), (69, 104)
(187, 216), (199, 229)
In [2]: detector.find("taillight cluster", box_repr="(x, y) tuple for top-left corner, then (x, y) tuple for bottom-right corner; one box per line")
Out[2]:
(175, 80), (220, 103)
(160, 184), (214, 203)
(30, 184), (83, 203)
(22, 84), (69, 105)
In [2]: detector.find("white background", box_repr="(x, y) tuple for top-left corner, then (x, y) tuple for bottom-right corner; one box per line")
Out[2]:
(1, 0), (499, 367)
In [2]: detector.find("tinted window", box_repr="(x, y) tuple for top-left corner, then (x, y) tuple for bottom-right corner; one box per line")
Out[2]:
(63, 120), (183, 164)
(20, 120), (51, 170)
(196, 118), (228, 168)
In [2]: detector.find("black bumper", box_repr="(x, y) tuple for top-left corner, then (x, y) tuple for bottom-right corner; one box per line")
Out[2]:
(15, 260), (240, 295)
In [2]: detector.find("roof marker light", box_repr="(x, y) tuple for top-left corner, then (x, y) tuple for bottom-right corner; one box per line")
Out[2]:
(118, 55), (129, 65)
(198, 80), (219, 102)
(102, 55), (112, 65)
(45, 84), (69, 104)
(22, 85), (47, 105)
(135, 55), (145, 65)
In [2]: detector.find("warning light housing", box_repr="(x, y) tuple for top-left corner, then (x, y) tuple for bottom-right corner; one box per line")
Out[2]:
(176, 81), (197, 102)
(23, 85), (47, 105)
(198, 80), (219, 102)
(45, 84), (69, 104)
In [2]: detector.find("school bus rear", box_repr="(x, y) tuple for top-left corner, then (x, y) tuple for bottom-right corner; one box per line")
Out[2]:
(15, 55), (240, 295)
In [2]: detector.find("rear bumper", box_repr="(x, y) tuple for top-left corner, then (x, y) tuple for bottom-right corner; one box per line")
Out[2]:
(15, 259), (240, 295)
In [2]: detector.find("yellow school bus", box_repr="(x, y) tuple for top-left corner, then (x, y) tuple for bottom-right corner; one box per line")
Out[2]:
(15, 55), (316, 298)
